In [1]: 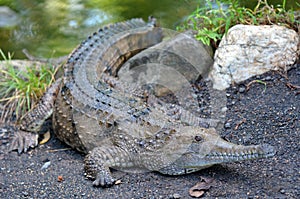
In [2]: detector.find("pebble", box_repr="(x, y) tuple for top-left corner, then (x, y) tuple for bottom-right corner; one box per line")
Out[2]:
(264, 76), (272, 81)
(224, 122), (231, 129)
(221, 106), (228, 112)
(191, 93), (198, 99)
(22, 191), (29, 197)
(280, 189), (286, 194)
(238, 86), (246, 93)
(171, 193), (181, 199)
(41, 161), (51, 170)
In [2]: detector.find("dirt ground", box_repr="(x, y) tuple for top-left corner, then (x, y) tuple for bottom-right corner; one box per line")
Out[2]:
(0, 63), (299, 199)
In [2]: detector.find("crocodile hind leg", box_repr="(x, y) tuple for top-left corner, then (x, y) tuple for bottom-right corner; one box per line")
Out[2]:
(9, 78), (62, 153)
(84, 145), (133, 187)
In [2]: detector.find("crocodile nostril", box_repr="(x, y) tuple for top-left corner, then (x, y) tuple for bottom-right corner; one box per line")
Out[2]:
(194, 135), (202, 142)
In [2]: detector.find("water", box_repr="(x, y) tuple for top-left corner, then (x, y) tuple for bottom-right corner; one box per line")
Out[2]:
(0, 0), (298, 59)
(0, 0), (201, 59)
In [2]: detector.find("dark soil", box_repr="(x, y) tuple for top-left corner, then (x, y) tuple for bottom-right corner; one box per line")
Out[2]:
(0, 64), (299, 199)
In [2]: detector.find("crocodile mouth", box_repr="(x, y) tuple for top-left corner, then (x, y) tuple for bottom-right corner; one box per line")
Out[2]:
(205, 144), (276, 162)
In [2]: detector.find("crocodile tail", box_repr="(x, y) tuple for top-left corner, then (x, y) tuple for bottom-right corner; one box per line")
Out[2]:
(54, 18), (163, 152)
(62, 18), (163, 108)
(19, 78), (62, 133)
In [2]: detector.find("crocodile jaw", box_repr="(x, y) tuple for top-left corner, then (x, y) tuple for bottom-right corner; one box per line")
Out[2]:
(158, 127), (276, 175)
(184, 143), (276, 169)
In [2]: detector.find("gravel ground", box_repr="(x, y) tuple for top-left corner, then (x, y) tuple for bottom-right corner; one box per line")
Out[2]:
(0, 64), (299, 199)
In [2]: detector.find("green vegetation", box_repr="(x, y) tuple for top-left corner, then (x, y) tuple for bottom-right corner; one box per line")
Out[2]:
(0, 49), (57, 121)
(178, 0), (300, 47)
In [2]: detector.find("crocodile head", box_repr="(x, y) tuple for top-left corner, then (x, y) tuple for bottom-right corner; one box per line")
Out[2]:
(158, 127), (275, 175)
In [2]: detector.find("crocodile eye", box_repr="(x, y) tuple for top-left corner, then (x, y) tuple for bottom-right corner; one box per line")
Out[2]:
(194, 135), (202, 142)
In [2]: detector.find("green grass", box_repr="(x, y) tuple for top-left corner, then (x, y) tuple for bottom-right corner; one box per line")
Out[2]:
(178, 0), (300, 47)
(0, 49), (57, 121)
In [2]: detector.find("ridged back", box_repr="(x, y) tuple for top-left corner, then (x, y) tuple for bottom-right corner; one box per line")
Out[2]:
(53, 18), (163, 152)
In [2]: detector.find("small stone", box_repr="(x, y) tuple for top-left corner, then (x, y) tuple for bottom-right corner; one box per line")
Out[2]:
(264, 76), (272, 81)
(22, 191), (29, 197)
(224, 122), (231, 129)
(41, 161), (51, 170)
(172, 193), (181, 199)
(238, 86), (246, 93)
(221, 107), (228, 112)
(280, 189), (286, 194)
(191, 93), (198, 99)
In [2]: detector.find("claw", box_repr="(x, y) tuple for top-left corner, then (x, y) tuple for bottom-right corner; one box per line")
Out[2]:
(93, 173), (115, 187)
(9, 130), (38, 154)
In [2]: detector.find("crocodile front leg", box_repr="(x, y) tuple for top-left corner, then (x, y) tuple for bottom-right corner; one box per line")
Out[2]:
(84, 145), (133, 187)
(9, 130), (39, 153)
(9, 78), (61, 153)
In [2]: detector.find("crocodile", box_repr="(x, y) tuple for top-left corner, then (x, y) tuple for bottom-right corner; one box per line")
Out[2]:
(9, 17), (275, 187)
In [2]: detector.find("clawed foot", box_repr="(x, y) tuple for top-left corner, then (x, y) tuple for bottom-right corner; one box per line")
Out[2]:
(92, 171), (116, 187)
(9, 130), (38, 154)
(85, 168), (116, 187)
(84, 150), (116, 187)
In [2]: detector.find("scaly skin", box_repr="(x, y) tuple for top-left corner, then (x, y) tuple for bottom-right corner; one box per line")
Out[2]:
(84, 126), (275, 187)
(9, 17), (275, 187)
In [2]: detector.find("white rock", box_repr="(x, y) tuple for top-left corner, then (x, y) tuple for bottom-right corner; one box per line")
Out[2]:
(209, 25), (299, 90)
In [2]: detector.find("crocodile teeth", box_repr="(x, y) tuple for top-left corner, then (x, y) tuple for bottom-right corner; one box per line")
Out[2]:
(248, 154), (253, 159)
(211, 152), (218, 157)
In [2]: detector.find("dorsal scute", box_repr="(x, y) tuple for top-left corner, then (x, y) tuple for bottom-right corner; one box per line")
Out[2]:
(54, 18), (163, 152)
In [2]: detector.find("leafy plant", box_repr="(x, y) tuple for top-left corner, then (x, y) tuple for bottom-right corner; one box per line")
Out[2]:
(0, 49), (57, 121)
(178, 0), (300, 47)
